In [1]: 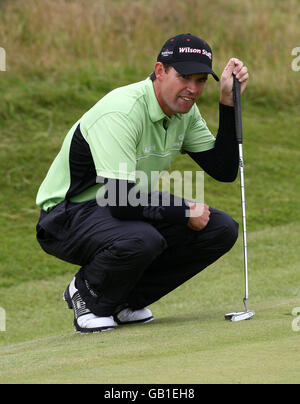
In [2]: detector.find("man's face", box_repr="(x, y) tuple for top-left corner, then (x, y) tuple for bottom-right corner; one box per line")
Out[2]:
(154, 64), (208, 116)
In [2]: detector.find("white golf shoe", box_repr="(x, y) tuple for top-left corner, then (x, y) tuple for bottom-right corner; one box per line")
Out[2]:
(63, 278), (115, 333)
(114, 307), (154, 325)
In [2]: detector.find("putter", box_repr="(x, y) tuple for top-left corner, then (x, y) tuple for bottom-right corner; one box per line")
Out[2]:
(225, 75), (255, 322)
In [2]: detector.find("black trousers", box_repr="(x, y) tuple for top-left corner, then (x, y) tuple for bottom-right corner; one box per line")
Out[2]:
(36, 200), (239, 317)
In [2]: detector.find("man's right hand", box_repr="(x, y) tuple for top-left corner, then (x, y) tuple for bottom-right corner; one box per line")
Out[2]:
(187, 202), (210, 231)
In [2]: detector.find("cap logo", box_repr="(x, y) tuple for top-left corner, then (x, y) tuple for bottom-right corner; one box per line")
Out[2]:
(178, 47), (212, 60)
(161, 49), (174, 57)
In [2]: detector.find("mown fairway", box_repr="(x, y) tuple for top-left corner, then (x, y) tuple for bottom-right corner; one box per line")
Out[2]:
(0, 0), (299, 384)
(1, 223), (300, 384)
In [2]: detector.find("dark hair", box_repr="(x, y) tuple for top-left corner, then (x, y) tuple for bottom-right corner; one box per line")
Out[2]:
(150, 63), (172, 81)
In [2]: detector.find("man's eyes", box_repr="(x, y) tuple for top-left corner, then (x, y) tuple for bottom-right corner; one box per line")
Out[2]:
(180, 75), (207, 83)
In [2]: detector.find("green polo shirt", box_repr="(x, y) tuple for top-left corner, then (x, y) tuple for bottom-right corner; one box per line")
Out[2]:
(36, 78), (215, 211)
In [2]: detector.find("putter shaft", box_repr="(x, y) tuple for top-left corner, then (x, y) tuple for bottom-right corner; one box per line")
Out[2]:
(224, 76), (255, 322)
(239, 143), (249, 307)
(233, 75), (254, 318)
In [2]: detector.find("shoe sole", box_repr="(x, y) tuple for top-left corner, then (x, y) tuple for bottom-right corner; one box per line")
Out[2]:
(63, 286), (73, 309)
(114, 315), (154, 325)
(63, 285), (115, 333)
(74, 320), (115, 333)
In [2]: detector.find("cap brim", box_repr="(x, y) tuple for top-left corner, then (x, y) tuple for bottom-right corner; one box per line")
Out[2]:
(171, 62), (219, 81)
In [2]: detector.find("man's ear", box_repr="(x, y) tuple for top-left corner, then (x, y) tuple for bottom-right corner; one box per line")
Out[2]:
(154, 62), (165, 81)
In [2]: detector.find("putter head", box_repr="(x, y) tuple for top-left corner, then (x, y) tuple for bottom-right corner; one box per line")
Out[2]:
(225, 310), (255, 322)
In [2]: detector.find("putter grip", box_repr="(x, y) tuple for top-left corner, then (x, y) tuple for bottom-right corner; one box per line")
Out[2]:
(233, 75), (243, 144)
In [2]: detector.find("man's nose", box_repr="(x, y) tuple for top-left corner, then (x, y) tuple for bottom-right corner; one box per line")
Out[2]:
(186, 80), (199, 94)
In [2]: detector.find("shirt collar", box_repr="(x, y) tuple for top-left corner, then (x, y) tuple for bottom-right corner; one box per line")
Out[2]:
(144, 78), (182, 123)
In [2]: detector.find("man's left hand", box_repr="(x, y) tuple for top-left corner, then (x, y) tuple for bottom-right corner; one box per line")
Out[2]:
(220, 58), (249, 106)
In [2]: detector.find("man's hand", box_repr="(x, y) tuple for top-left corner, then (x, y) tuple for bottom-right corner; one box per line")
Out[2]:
(187, 202), (210, 231)
(220, 58), (249, 106)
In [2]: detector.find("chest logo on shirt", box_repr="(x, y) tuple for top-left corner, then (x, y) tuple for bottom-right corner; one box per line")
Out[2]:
(144, 145), (156, 153)
(172, 134), (185, 148)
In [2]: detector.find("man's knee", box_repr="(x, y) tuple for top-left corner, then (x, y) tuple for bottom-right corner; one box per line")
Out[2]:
(218, 212), (239, 250)
(133, 227), (168, 263)
(110, 230), (167, 266)
(83, 226), (167, 292)
(90, 225), (167, 272)
(203, 208), (239, 252)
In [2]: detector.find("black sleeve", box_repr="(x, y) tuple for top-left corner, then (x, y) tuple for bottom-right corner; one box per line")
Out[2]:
(187, 103), (239, 182)
(103, 178), (190, 225)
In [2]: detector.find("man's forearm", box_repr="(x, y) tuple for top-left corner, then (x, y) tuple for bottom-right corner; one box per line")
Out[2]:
(187, 103), (239, 182)
(103, 178), (189, 225)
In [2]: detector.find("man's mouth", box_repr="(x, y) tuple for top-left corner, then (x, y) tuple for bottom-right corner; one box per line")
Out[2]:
(180, 96), (195, 102)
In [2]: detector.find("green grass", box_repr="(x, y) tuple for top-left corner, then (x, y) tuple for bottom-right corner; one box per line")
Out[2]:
(1, 223), (300, 383)
(1, 0), (300, 385)
(1, 304), (299, 384)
